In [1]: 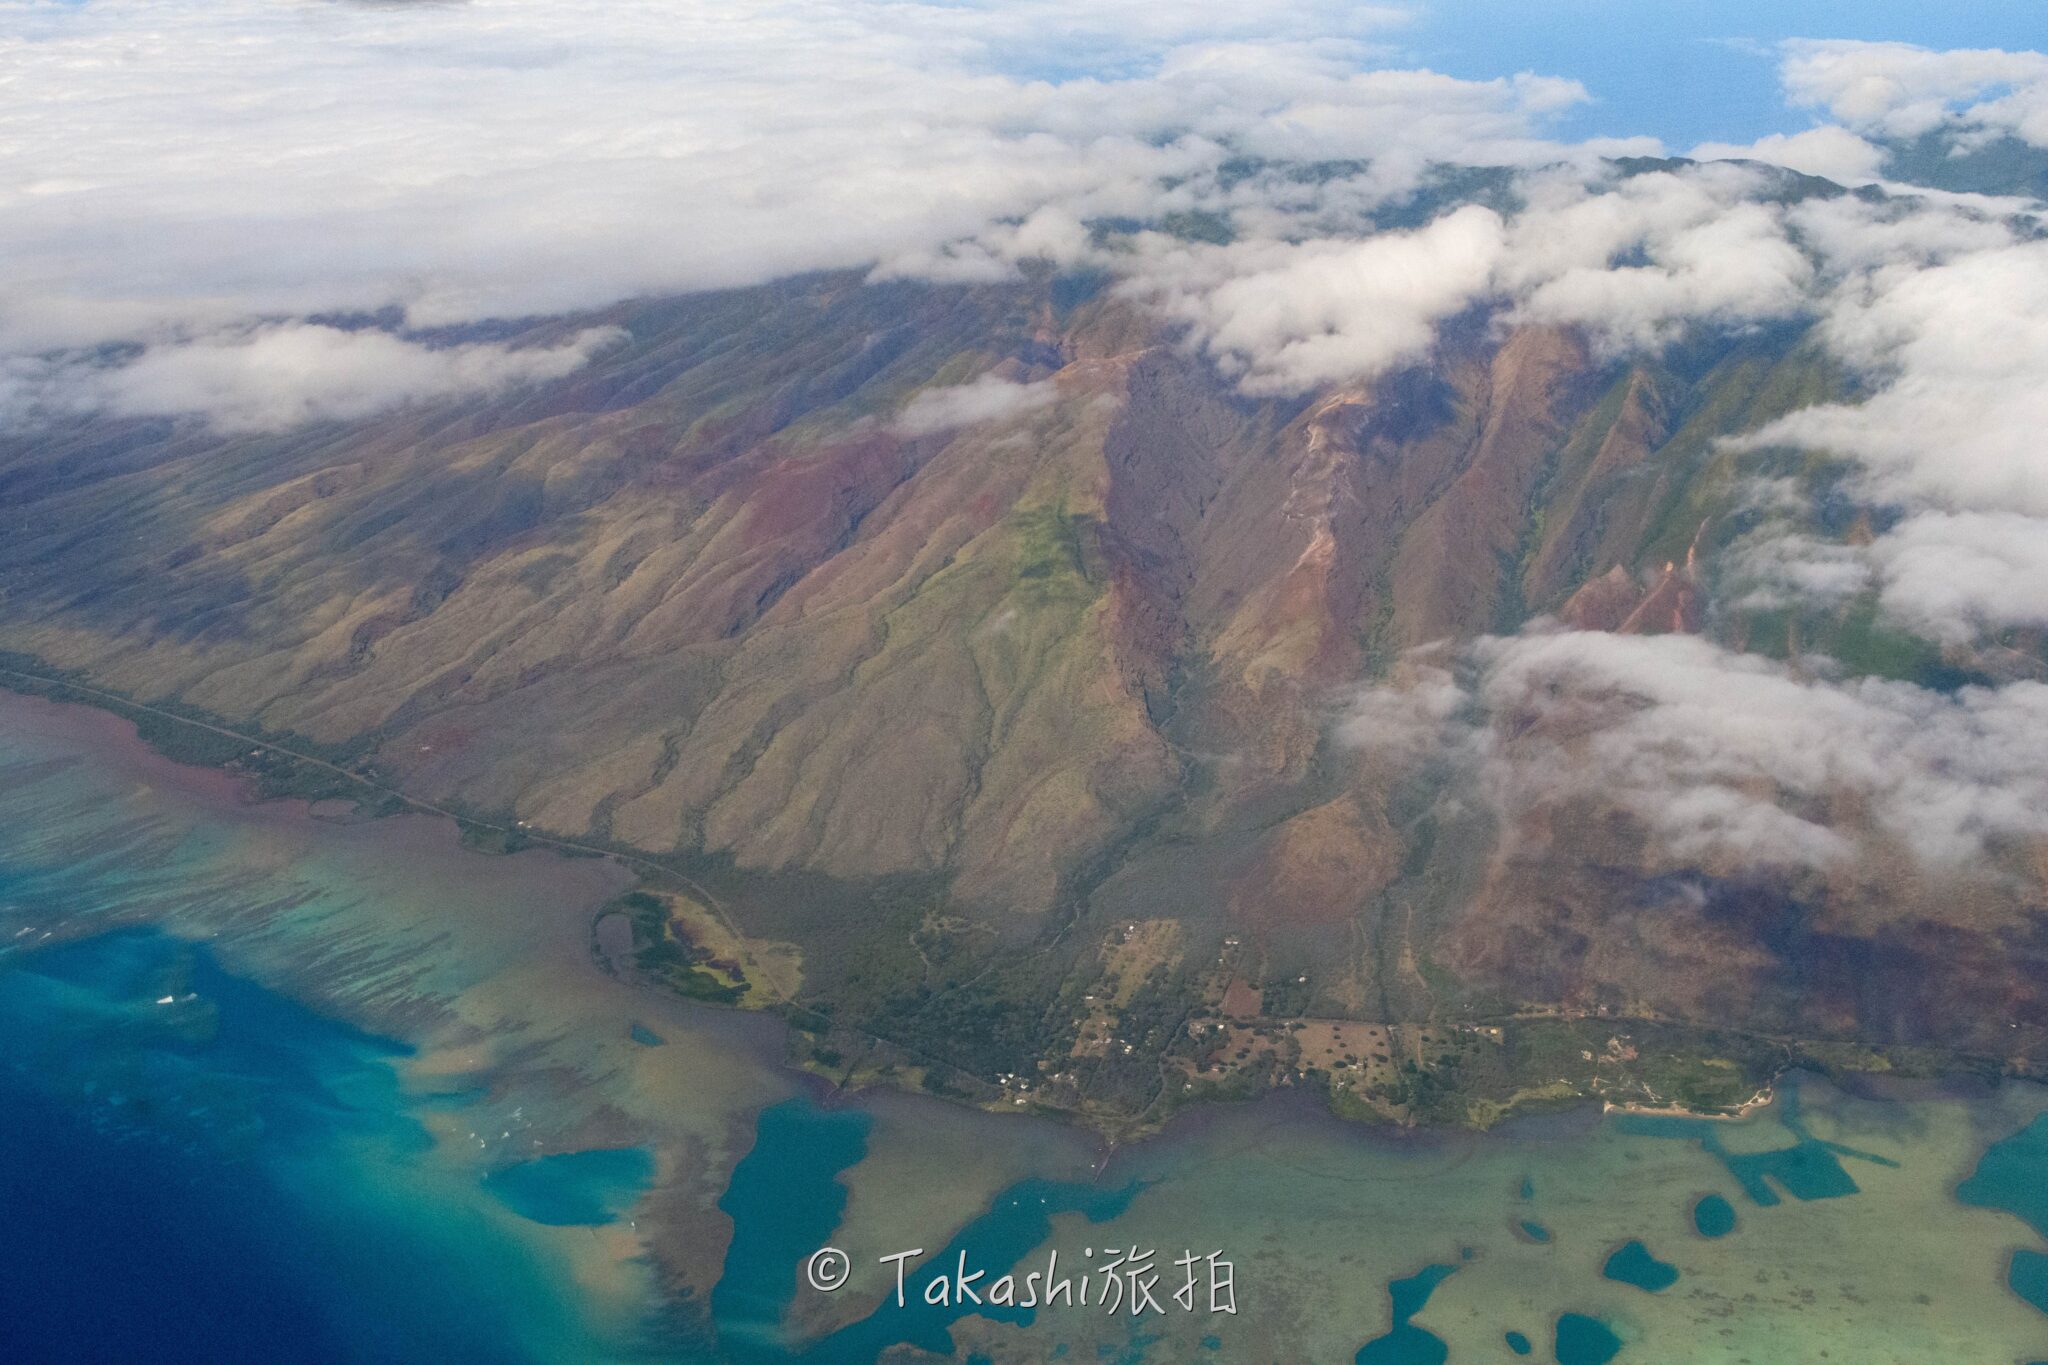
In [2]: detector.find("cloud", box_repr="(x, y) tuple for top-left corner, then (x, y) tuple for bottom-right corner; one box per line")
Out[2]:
(4, 3), (2044, 454)
(1335, 649), (1470, 766)
(1778, 39), (2048, 146)
(893, 375), (1060, 435)
(1306, 169), (2048, 878)
(1784, 193), (2019, 274)
(1723, 217), (2048, 640)
(1689, 126), (1887, 184)
(0, 0), (1584, 423)
(1501, 166), (1814, 352)
(9, 325), (624, 433)
(1126, 203), (1507, 392)
(1345, 630), (2048, 873)
(1746, 237), (2048, 516)
(1869, 512), (2048, 643)
(1121, 163), (1839, 394)
(1478, 630), (2048, 871)
(1722, 529), (1871, 612)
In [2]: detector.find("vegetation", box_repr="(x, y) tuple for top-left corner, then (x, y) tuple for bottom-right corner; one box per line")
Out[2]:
(610, 889), (750, 1005)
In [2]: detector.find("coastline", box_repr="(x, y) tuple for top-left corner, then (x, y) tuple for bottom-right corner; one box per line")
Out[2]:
(9, 679), (2048, 1362)
(0, 663), (2020, 1144)
(0, 684), (1110, 1351)
(1601, 1083), (1778, 1122)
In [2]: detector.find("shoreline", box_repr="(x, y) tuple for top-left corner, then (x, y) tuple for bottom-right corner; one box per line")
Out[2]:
(0, 665), (2025, 1145)
(1601, 1083), (1778, 1122)
(11, 681), (2048, 1365)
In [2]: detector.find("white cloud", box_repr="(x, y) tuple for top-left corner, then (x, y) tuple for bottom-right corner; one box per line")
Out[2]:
(1779, 39), (2048, 146)
(1870, 512), (2048, 644)
(893, 375), (1060, 435)
(0, 0), (1690, 427)
(1785, 193), (2018, 274)
(1336, 650), (1470, 766)
(1122, 163), (1836, 394)
(1501, 166), (1814, 352)
(1349, 630), (2048, 873)
(1689, 126), (1887, 184)
(9, 325), (624, 433)
(1127, 203), (1507, 392)
(1723, 221), (2048, 640)
(1747, 237), (2048, 516)
(1722, 529), (1871, 612)
(0, 2), (1570, 353)
(3, 2), (2043, 466)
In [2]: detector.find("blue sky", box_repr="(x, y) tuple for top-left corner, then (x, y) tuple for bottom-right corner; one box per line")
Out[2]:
(1397, 0), (2048, 146)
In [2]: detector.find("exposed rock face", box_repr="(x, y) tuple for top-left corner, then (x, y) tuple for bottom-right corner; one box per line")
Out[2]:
(1559, 566), (1643, 631)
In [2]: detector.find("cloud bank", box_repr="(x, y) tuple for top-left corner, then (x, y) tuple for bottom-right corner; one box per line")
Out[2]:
(1344, 631), (2048, 874)
(9, 6), (2043, 438)
(1, 0), (1629, 429)
(1780, 39), (2048, 146)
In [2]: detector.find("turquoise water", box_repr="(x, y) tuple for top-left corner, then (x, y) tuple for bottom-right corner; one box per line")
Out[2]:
(1602, 1240), (1679, 1293)
(1505, 1329), (1532, 1355)
(486, 1148), (656, 1227)
(713, 1098), (873, 1360)
(707, 1096), (1143, 1364)
(1356, 1263), (1459, 1365)
(1553, 1312), (1623, 1365)
(2012, 1252), (2048, 1317)
(11, 696), (2048, 1363)
(794, 1176), (1143, 1362)
(1957, 1112), (2048, 1317)
(1519, 1220), (1553, 1243)
(1616, 1084), (1893, 1205)
(1691, 1194), (1737, 1239)
(1958, 1112), (2048, 1238)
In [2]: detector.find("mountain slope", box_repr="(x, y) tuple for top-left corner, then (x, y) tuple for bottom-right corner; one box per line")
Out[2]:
(4, 263), (2043, 1122)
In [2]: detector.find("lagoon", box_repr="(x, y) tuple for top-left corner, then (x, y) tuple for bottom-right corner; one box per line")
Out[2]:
(4, 690), (2048, 1363)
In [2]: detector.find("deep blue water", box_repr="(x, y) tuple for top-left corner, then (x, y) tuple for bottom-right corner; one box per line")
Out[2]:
(0, 929), (604, 1365)
(713, 1097), (873, 1361)
(0, 920), (1149, 1365)
(0, 1076), (348, 1364)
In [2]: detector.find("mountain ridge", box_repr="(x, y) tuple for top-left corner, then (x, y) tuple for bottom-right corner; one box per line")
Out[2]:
(5, 216), (2045, 1127)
